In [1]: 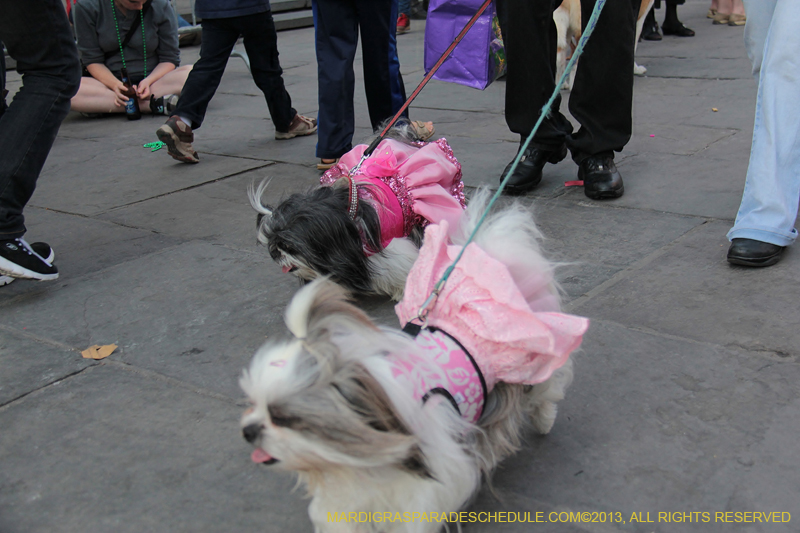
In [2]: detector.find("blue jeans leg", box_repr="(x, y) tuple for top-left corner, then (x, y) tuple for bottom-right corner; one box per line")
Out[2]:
(313, 0), (358, 159)
(0, 0), (80, 239)
(399, 0), (411, 16)
(728, 0), (800, 247)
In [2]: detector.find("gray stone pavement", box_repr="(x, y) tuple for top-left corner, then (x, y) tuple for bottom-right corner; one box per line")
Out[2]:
(2, 1), (799, 531)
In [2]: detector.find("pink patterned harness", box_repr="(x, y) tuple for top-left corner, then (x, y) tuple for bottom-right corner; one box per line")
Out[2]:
(385, 324), (487, 425)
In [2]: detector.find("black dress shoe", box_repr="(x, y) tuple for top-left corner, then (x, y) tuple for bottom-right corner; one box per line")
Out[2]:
(661, 22), (695, 37)
(578, 155), (624, 199)
(727, 238), (785, 267)
(500, 144), (567, 195)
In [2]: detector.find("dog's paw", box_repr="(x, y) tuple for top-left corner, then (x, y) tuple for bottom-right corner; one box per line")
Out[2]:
(530, 401), (558, 434)
(633, 63), (647, 76)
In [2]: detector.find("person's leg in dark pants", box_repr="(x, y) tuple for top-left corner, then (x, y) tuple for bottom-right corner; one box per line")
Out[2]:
(568, 0), (636, 161)
(497, 0), (572, 148)
(313, 0), (359, 160)
(357, 0), (406, 130)
(241, 11), (297, 133)
(496, 0), (571, 195)
(0, 0), (80, 240)
(157, 18), (240, 163)
(171, 18), (241, 130)
(662, 0), (694, 36)
(568, 0), (637, 198)
(0, 46), (6, 118)
(0, 0), (80, 280)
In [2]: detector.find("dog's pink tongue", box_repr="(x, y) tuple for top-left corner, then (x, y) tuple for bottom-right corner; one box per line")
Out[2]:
(251, 448), (273, 463)
(282, 265), (291, 273)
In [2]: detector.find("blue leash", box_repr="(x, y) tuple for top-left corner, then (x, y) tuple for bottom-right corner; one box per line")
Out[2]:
(416, 0), (607, 322)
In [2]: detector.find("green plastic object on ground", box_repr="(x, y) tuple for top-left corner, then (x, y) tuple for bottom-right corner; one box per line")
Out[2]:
(143, 141), (165, 152)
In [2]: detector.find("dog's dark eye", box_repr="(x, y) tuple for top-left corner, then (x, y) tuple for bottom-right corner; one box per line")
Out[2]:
(268, 406), (301, 428)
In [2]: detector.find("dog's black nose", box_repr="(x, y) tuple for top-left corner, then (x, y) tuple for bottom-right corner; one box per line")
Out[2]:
(242, 423), (262, 443)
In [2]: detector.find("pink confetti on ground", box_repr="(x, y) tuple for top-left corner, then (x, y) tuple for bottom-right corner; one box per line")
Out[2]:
(650, 134), (655, 137)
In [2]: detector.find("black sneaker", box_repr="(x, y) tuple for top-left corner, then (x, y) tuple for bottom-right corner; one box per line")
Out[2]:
(0, 238), (58, 281)
(0, 242), (54, 286)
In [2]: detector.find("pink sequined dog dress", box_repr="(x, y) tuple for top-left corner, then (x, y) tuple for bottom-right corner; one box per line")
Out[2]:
(320, 138), (466, 250)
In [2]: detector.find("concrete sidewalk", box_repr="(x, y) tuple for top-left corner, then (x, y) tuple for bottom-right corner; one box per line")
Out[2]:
(1, 1), (798, 531)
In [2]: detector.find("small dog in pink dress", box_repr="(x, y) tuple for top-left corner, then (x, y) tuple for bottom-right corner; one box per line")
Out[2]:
(240, 190), (590, 532)
(249, 129), (465, 300)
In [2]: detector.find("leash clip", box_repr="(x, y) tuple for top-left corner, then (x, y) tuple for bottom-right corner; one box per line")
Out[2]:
(349, 153), (368, 177)
(416, 278), (446, 327)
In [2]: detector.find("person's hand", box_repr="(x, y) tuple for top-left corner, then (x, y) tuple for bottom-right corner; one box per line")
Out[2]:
(135, 79), (152, 100)
(112, 81), (130, 107)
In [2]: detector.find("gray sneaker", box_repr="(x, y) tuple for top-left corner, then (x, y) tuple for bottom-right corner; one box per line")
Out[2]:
(157, 116), (199, 163)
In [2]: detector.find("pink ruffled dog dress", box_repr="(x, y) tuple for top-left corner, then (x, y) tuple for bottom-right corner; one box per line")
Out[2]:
(393, 221), (590, 424)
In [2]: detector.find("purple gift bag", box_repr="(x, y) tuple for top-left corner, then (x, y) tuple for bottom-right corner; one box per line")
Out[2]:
(424, 0), (506, 90)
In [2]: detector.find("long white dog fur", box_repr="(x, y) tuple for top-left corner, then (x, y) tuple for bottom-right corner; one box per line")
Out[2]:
(240, 191), (575, 532)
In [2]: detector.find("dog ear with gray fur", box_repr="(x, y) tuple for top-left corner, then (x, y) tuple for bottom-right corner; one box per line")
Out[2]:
(333, 363), (434, 479)
(284, 278), (379, 342)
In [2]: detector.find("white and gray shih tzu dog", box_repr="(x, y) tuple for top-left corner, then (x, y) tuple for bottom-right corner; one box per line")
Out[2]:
(248, 124), (466, 301)
(240, 191), (589, 532)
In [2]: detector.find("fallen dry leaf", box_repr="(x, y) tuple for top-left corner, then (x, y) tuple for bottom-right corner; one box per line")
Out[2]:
(81, 344), (117, 360)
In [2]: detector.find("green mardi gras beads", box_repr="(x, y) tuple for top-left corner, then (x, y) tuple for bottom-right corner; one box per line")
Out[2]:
(111, 0), (147, 78)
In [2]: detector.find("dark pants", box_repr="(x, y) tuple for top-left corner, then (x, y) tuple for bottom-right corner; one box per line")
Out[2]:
(312, 0), (407, 159)
(496, 0), (637, 163)
(173, 11), (296, 132)
(0, 0), (81, 239)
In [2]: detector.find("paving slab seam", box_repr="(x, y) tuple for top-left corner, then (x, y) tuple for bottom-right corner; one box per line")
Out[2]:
(22, 204), (164, 235)
(637, 54), (741, 61)
(722, 343), (798, 365)
(643, 75), (743, 81)
(0, 323), (81, 353)
(584, 318), (799, 367)
(0, 364), (95, 411)
(102, 359), (242, 405)
(94, 162), (275, 216)
(564, 220), (712, 314)
(554, 196), (733, 223)
(0, 242), (190, 310)
(192, 152), (295, 163)
(691, 131), (740, 155)
(55, 134), (106, 142)
(228, 157), (326, 168)
(412, 106), (505, 116)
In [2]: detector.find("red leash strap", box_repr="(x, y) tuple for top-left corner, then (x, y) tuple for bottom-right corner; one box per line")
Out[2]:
(361, 0), (494, 159)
